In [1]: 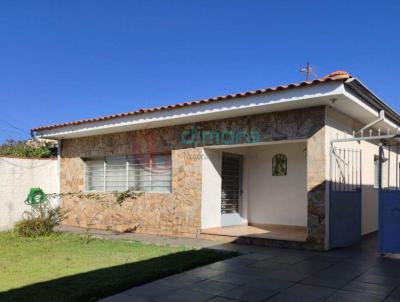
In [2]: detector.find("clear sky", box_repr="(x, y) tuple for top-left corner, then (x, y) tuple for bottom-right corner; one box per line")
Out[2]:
(0, 0), (399, 142)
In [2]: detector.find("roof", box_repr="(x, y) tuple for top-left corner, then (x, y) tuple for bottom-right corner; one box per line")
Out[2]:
(31, 70), (351, 132)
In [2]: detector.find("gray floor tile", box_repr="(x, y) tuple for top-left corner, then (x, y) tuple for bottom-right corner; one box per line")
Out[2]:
(154, 273), (205, 288)
(263, 268), (310, 282)
(210, 261), (255, 273)
(268, 254), (312, 265)
(316, 267), (364, 279)
(219, 284), (278, 302)
(368, 267), (400, 279)
(207, 297), (238, 302)
(211, 272), (248, 285)
(290, 259), (336, 274)
(99, 293), (149, 302)
(250, 260), (291, 271)
(245, 277), (294, 291)
(391, 286), (400, 298)
(283, 284), (335, 300)
(343, 280), (396, 296)
(266, 292), (324, 302)
(326, 290), (385, 302)
(99, 233), (400, 302)
(355, 272), (400, 286)
(123, 283), (179, 299)
(300, 275), (350, 289)
(182, 266), (223, 280)
(155, 288), (214, 302)
(238, 252), (276, 262)
(191, 279), (239, 295)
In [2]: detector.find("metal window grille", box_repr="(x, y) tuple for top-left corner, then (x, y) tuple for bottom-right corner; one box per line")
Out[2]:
(84, 154), (172, 193)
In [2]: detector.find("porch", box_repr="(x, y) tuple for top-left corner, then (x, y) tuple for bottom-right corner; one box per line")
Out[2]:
(200, 140), (311, 245)
(201, 224), (307, 242)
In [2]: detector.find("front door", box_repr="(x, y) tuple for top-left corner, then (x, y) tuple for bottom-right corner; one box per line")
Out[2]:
(221, 153), (243, 226)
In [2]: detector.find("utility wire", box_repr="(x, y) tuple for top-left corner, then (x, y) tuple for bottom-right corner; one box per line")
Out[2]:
(0, 119), (26, 134)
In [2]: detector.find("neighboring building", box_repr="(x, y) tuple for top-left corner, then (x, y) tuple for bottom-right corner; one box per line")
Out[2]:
(31, 71), (400, 250)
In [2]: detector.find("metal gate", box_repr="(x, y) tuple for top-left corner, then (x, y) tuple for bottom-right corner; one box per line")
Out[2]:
(379, 143), (400, 254)
(221, 153), (243, 226)
(329, 147), (362, 248)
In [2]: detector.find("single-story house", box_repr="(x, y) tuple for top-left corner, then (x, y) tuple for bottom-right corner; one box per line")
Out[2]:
(32, 70), (400, 250)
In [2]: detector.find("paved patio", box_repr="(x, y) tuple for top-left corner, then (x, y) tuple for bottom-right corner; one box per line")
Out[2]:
(99, 233), (400, 302)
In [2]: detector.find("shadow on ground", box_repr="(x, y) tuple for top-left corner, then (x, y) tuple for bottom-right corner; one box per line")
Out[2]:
(0, 248), (237, 302)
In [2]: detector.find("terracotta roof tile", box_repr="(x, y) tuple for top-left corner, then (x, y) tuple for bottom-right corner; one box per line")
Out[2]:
(31, 71), (351, 132)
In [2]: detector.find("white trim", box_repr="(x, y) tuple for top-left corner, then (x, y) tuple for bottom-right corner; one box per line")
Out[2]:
(34, 82), (344, 139)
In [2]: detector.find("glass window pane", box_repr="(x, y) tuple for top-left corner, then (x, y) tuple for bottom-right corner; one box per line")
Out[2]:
(85, 159), (104, 191)
(128, 155), (151, 191)
(151, 154), (172, 192)
(105, 156), (127, 192)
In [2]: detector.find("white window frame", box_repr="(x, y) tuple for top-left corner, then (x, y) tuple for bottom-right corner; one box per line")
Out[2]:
(83, 154), (172, 193)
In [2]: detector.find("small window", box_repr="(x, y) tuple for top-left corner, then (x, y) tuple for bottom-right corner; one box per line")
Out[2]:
(84, 154), (172, 193)
(272, 153), (287, 176)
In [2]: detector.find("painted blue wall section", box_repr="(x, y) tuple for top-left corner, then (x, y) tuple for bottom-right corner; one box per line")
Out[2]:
(329, 190), (362, 248)
(379, 190), (400, 254)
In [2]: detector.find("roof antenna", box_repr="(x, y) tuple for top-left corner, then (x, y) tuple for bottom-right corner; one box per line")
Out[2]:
(299, 62), (317, 81)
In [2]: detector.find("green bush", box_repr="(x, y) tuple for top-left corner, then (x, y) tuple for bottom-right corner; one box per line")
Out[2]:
(14, 203), (66, 237)
(0, 139), (57, 158)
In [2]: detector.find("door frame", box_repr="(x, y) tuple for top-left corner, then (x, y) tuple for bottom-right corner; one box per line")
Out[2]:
(221, 152), (243, 227)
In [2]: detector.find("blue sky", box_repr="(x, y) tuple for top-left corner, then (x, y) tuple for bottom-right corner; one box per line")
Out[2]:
(0, 0), (399, 142)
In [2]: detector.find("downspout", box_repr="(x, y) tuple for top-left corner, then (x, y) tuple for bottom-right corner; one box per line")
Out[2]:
(56, 140), (62, 207)
(330, 110), (392, 146)
(356, 110), (385, 137)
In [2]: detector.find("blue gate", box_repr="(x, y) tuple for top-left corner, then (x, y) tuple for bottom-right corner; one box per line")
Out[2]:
(329, 147), (362, 248)
(379, 143), (400, 254)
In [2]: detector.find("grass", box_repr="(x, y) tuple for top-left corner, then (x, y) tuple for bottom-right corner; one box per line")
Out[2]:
(0, 232), (237, 302)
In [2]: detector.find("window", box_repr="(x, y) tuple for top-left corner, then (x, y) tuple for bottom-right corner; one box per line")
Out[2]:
(84, 154), (172, 192)
(272, 153), (287, 176)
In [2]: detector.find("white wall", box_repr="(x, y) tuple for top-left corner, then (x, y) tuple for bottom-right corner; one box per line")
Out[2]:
(201, 149), (222, 229)
(325, 107), (386, 235)
(247, 142), (308, 226)
(201, 147), (250, 229)
(0, 157), (59, 231)
(201, 141), (307, 228)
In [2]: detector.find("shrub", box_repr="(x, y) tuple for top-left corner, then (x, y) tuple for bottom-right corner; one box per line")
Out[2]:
(0, 139), (57, 158)
(14, 202), (66, 237)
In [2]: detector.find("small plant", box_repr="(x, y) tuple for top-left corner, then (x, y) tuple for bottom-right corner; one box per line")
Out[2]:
(14, 201), (67, 237)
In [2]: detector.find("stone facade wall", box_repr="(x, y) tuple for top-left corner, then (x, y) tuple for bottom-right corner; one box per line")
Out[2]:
(61, 148), (202, 237)
(60, 106), (327, 242)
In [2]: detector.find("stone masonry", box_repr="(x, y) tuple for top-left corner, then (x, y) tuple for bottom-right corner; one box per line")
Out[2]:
(60, 106), (327, 248)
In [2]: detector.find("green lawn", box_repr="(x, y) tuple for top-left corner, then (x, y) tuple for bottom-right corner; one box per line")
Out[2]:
(0, 232), (236, 302)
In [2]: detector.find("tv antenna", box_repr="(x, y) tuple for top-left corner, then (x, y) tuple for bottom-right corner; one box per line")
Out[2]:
(299, 62), (317, 81)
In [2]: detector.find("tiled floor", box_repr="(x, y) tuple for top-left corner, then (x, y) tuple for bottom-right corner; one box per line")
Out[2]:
(201, 225), (307, 242)
(99, 234), (400, 302)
